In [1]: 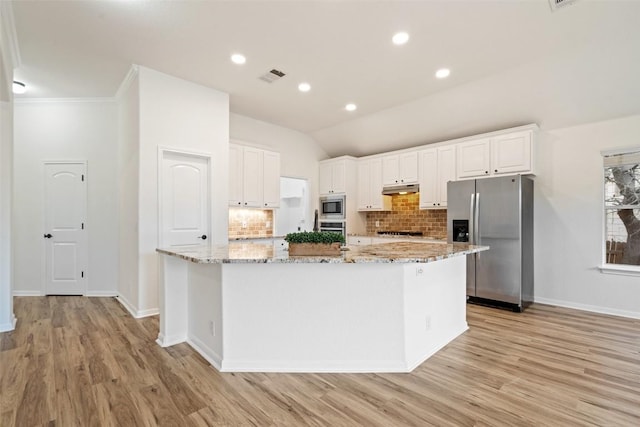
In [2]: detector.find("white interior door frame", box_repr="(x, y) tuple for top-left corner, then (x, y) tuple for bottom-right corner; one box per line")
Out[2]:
(42, 160), (88, 295)
(157, 147), (212, 248)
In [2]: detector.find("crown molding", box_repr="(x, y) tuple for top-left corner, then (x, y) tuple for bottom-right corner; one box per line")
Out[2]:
(115, 64), (139, 100)
(0, 2), (21, 69)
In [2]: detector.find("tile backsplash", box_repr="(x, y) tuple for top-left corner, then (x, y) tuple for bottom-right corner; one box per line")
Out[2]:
(365, 193), (447, 239)
(229, 208), (274, 239)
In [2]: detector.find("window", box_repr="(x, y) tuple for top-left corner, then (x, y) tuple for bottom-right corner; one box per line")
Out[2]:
(603, 149), (640, 268)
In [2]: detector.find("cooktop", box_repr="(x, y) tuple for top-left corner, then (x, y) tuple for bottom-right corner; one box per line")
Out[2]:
(377, 231), (424, 236)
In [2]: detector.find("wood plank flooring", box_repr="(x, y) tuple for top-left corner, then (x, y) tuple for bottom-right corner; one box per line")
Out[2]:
(1, 296), (639, 426)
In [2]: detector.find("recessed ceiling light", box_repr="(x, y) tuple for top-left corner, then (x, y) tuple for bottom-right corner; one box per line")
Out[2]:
(392, 32), (410, 45)
(12, 81), (26, 94)
(435, 68), (451, 79)
(231, 53), (246, 65)
(345, 103), (357, 112)
(298, 82), (311, 92)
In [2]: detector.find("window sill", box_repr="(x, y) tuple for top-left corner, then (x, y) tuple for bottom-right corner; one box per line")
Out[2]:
(598, 264), (640, 277)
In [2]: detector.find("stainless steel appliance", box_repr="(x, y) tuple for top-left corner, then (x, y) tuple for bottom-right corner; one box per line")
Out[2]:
(320, 195), (345, 220)
(319, 221), (346, 237)
(377, 231), (423, 236)
(447, 175), (533, 311)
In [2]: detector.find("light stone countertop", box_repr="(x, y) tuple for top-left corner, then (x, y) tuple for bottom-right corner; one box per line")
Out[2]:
(157, 241), (488, 264)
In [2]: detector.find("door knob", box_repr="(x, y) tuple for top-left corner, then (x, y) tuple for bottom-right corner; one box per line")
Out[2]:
(44, 233), (52, 239)
(198, 235), (207, 240)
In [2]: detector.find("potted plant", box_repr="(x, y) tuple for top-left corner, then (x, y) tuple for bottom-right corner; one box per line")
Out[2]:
(285, 231), (345, 256)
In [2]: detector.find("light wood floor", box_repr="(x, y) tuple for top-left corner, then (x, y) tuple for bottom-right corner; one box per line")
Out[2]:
(1, 297), (639, 426)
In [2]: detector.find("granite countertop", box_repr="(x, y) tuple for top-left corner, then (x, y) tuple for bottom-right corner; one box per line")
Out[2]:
(157, 241), (488, 264)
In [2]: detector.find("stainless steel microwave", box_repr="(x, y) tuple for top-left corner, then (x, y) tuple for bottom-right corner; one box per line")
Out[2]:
(320, 195), (345, 220)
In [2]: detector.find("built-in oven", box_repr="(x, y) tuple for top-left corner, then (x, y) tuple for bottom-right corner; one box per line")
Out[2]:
(319, 221), (346, 237)
(319, 195), (346, 220)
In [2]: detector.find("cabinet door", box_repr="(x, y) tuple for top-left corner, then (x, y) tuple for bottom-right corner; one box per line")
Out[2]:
(319, 162), (333, 195)
(262, 151), (280, 208)
(419, 149), (438, 208)
(357, 161), (371, 210)
(399, 152), (419, 184)
(331, 161), (346, 193)
(242, 147), (263, 207)
(229, 144), (244, 207)
(457, 138), (491, 179)
(436, 146), (456, 208)
(368, 158), (386, 210)
(491, 131), (532, 175)
(382, 155), (400, 185)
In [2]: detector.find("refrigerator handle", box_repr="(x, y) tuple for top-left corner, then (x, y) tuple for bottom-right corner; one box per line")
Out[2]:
(475, 192), (480, 244)
(469, 193), (475, 244)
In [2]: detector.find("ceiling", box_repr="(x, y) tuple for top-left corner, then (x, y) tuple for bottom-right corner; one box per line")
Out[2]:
(10, 0), (640, 157)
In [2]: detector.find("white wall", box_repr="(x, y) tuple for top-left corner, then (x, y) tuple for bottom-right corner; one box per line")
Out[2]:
(230, 113), (328, 231)
(13, 100), (119, 295)
(116, 69), (140, 311)
(136, 66), (229, 314)
(535, 115), (640, 318)
(0, 15), (14, 330)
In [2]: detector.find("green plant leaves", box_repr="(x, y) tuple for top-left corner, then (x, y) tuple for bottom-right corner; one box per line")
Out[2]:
(284, 231), (345, 244)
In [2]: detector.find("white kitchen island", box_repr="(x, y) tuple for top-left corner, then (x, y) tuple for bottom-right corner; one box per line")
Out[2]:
(156, 241), (488, 373)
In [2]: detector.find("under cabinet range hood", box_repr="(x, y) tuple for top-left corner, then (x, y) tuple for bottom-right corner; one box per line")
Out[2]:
(381, 183), (419, 195)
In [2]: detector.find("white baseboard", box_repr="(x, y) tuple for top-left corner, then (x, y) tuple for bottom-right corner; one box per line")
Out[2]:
(87, 291), (118, 297)
(13, 290), (43, 296)
(0, 315), (17, 333)
(156, 332), (187, 348)
(187, 336), (223, 371)
(116, 295), (159, 319)
(534, 297), (640, 319)
(219, 358), (409, 373)
(406, 323), (469, 372)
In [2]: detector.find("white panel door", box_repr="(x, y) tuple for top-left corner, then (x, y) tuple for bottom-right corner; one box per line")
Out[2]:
(161, 151), (210, 247)
(44, 162), (87, 295)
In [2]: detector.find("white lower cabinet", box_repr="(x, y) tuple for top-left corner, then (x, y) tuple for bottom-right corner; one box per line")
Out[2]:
(347, 236), (372, 246)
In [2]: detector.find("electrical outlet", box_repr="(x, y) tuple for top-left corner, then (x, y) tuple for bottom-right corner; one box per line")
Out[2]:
(425, 315), (431, 331)
(416, 267), (424, 276)
(375, 220), (380, 228)
(266, 221), (271, 228)
(209, 320), (215, 336)
(241, 221), (247, 229)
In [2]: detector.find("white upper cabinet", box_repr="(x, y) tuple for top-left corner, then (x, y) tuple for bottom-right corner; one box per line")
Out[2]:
(242, 147), (264, 208)
(358, 158), (392, 211)
(229, 144), (280, 208)
(229, 144), (244, 207)
(457, 138), (492, 179)
(319, 159), (346, 195)
(491, 131), (532, 175)
(382, 152), (419, 185)
(419, 146), (456, 209)
(457, 130), (534, 179)
(262, 150), (281, 208)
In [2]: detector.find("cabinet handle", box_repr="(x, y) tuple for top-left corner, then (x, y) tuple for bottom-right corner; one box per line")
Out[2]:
(485, 171), (489, 174)
(237, 202), (241, 205)
(264, 203), (267, 206)
(495, 169), (498, 173)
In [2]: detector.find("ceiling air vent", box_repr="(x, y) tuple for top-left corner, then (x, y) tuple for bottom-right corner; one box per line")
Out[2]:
(259, 69), (286, 84)
(549, 0), (578, 12)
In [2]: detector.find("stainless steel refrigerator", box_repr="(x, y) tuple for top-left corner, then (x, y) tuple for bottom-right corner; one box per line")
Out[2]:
(447, 175), (533, 311)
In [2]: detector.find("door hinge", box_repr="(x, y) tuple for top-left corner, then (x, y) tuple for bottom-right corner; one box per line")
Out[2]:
(81, 271), (84, 278)
(82, 174), (85, 182)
